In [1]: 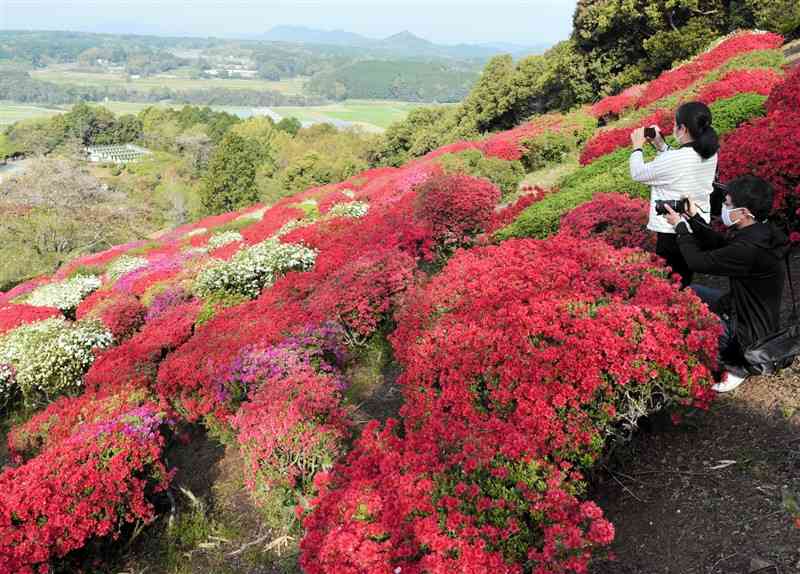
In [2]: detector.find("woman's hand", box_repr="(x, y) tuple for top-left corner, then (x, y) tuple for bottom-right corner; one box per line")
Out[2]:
(663, 203), (684, 227)
(630, 127), (646, 149)
(649, 125), (667, 152)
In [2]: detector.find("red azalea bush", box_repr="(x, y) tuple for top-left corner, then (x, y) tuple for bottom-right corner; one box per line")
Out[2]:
(0, 304), (61, 336)
(414, 174), (501, 250)
(579, 109), (674, 165)
(487, 187), (549, 234)
(318, 190), (354, 215)
(637, 31), (783, 108)
(240, 203), (306, 245)
(7, 387), (153, 461)
(85, 300), (200, 394)
(697, 68), (783, 105)
(765, 65), (800, 115)
(300, 419), (614, 574)
(0, 403), (172, 573)
(590, 84), (645, 120)
(76, 291), (146, 341)
(560, 193), (656, 252)
(308, 247), (416, 342)
(717, 111), (800, 220)
(155, 277), (321, 422)
(234, 368), (352, 505)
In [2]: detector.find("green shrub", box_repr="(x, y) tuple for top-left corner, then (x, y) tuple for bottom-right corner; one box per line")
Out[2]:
(438, 149), (525, 200)
(196, 291), (249, 326)
(709, 93), (768, 136)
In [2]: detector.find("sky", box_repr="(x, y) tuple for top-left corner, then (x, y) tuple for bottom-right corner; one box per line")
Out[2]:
(0, 0), (578, 46)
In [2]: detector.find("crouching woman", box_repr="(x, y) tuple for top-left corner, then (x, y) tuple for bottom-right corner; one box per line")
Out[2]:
(662, 176), (790, 392)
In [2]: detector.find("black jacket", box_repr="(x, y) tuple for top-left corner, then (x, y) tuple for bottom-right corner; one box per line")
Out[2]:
(675, 215), (789, 348)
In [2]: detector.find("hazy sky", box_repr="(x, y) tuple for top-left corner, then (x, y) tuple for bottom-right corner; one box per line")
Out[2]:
(1, 0), (578, 46)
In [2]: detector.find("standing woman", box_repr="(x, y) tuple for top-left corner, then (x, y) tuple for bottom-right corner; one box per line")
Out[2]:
(630, 101), (719, 288)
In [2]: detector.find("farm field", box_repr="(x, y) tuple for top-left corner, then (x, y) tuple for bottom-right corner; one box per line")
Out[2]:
(30, 66), (309, 94)
(271, 100), (424, 130)
(0, 99), (419, 131)
(0, 101), (63, 125)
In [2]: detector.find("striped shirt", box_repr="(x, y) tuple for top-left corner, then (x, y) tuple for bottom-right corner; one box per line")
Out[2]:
(630, 145), (718, 234)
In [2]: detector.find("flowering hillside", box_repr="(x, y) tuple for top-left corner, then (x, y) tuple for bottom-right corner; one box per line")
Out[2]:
(0, 30), (797, 573)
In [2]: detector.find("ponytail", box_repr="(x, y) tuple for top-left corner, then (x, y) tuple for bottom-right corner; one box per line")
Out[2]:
(676, 101), (719, 160)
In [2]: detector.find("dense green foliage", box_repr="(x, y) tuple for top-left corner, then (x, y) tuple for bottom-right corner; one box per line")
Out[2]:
(307, 60), (478, 102)
(201, 131), (267, 214)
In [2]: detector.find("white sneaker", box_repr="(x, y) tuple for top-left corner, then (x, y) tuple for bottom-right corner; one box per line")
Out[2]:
(712, 371), (747, 393)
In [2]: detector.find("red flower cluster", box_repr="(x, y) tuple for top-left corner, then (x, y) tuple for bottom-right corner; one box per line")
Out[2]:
(8, 387), (153, 461)
(414, 174), (501, 249)
(308, 247), (417, 341)
(766, 65), (800, 115)
(637, 32), (783, 108)
(579, 109), (674, 165)
(589, 85), (644, 119)
(86, 300), (200, 394)
(560, 193), (656, 252)
(234, 368), (352, 503)
(241, 203), (306, 245)
(76, 291), (146, 341)
(718, 111), (800, 217)
(318, 190), (354, 215)
(0, 400), (171, 574)
(0, 304), (61, 336)
(302, 237), (719, 573)
(697, 68), (783, 105)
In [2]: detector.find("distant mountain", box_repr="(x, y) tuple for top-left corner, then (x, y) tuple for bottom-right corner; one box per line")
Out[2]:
(261, 25), (372, 46)
(260, 26), (550, 60)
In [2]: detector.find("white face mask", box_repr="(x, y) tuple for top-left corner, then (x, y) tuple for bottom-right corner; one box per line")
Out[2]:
(721, 204), (750, 227)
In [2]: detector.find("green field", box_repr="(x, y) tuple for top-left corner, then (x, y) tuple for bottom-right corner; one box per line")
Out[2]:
(271, 100), (423, 130)
(0, 102), (63, 125)
(30, 67), (308, 95)
(0, 99), (420, 132)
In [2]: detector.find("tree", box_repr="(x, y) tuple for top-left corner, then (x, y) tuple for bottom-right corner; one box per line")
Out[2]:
(276, 117), (302, 136)
(201, 131), (263, 214)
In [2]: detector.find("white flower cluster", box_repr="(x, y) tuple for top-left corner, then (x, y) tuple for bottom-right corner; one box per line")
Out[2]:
(106, 255), (149, 281)
(0, 363), (15, 407)
(328, 200), (369, 219)
(0, 317), (113, 407)
(341, 189), (356, 198)
(25, 275), (102, 312)
(195, 240), (317, 299)
(207, 230), (243, 250)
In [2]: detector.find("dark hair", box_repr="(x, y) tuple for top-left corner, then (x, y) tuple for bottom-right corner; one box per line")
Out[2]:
(675, 101), (719, 160)
(727, 175), (774, 221)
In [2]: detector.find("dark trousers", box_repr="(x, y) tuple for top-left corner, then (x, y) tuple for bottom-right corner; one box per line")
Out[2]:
(656, 232), (694, 289)
(689, 283), (747, 376)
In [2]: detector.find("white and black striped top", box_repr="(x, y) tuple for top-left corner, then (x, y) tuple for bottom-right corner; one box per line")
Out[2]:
(630, 145), (718, 234)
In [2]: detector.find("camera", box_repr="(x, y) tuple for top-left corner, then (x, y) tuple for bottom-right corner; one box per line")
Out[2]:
(644, 127), (657, 139)
(654, 198), (688, 216)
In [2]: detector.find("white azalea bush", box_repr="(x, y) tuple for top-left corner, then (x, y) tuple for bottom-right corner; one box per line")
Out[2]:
(24, 275), (102, 313)
(0, 317), (113, 408)
(194, 240), (317, 299)
(328, 201), (369, 219)
(208, 230), (243, 250)
(106, 255), (149, 281)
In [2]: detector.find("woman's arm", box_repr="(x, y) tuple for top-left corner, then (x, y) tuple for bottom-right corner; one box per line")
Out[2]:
(629, 149), (676, 186)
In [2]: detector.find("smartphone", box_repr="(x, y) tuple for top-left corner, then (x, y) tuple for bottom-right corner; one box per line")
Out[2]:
(644, 127), (656, 139)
